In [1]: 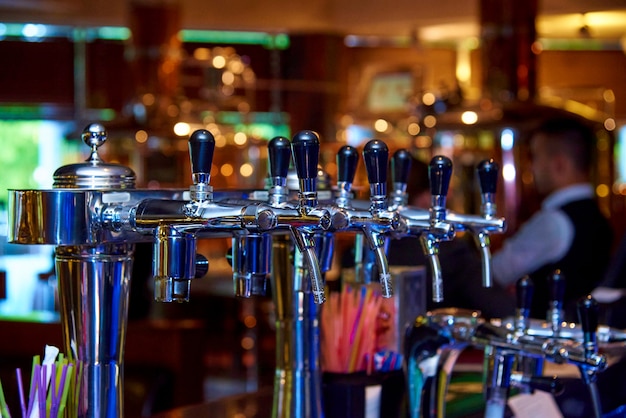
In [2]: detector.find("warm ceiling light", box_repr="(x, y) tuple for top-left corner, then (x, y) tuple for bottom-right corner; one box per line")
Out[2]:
(173, 122), (191, 136)
(233, 132), (248, 145)
(461, 111), (478, 125)
(422, 92), (436, 106)
(423, 115), (437, 128)
(212, 55), (226, 69)
(407, 122), (420, 136)
(240, 163), (254, 177)
(374, 119), (388, 132)
(135, 130), (148, 143)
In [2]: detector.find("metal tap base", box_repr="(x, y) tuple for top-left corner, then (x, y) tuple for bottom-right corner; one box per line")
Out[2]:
(56, 244), (134, 418)
(270, 235), (323, 418)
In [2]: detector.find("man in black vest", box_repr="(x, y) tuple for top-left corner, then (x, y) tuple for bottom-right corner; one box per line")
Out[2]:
(492, 116), (613, 321)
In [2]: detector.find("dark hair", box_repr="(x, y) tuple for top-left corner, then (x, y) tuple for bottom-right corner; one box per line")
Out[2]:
(531, 116), (595, 173)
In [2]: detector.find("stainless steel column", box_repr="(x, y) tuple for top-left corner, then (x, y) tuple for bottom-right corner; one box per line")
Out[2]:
(52, 123), (136, 417)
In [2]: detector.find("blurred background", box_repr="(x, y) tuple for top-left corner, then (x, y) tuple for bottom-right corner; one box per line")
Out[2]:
(0, 0), (624, 415)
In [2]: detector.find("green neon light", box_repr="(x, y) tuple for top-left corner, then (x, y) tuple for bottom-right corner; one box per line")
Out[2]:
(210, 111), (290, 126)
(0, 104), (116, 121)
(537, 38), (623, 51)
(235, 123), (290, 139)
(96, 26), (132, 41)
(1, 23), (289, 48)
(180, 30), (289, 49)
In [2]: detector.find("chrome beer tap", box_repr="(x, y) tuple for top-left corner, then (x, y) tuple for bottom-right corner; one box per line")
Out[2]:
(329, 140), (400, 297)
(389, 148), (412, 210)
(387, 152), (455, 303)
(289, 130), (332, 304)
(421, 156), (454, 302)
(227, 135), (292, 298)
(444, 159), (506, 289)
(129, 129), (283, 302)
(404, 280), (608, 418)
(482, 276), (543, 418)
(268, 131), (335, 418)
(577, 295), (603, 418)
(476, 280), (606, 418)
(392, 156), (504, 300)
(334, 145), (359, 210)
(547, 269), (566, 336)
(404, 307), (482, 418)
(332, 145), (369, 285)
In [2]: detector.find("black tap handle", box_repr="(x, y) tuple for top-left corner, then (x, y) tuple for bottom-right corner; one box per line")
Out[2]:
(268, 136), (292, 179)
(392, 149), (412, 184)
(516, 276), (534, 313)
(548, 269), (566, 310)
(291, 130), (320, 182)
(337, 145), (359, 184)
(428, 155), (453, 196)
(362, 139), (388, 184)
(477, 159), (499, 195)
(577, 295), (599, 348)
(189, 129), (216, 175)
(527, 375), (564, 396)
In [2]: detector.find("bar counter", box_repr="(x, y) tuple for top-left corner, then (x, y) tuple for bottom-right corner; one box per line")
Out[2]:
(151, 387), (275, 418)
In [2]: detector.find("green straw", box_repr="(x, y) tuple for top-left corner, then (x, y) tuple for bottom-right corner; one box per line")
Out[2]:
(59, 364), (74, 418)
(0, 377), (12, 418)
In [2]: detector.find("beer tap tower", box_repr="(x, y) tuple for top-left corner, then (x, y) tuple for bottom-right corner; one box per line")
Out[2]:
(7, 124), (336, 418)
(329, 140), (400, 295)
(267, 131), (329, 418)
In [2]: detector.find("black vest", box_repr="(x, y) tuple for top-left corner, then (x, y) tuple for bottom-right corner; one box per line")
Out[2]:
(529, 198), (613, 321)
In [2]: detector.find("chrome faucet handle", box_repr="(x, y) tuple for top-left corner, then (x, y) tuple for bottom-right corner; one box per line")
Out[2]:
(361, 140), (395, 297)
(290, 130), (327, 303)
(548, 269), (566, 334)
(577, 295), (603, 415)
(477, 158), (499, 219)
(269, 136), (292, 181)
(267, 136), (291, 205)
(510, 374), (564, 396)
(291, 130), (321, 208)
(428, 155), (452, 224)
(578, 295), (599, 360)
(440, 159), (503, 289)
(362, 139), (389, 211)
(188, 129), (216, 203)
(420, 155), (453, 303)
(390, 149), (412, 208)
(515, 276), (534, 336)
(335, 145), (359, 208)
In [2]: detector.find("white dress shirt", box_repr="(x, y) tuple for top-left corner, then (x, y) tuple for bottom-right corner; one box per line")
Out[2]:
(492, 183), (595, 286)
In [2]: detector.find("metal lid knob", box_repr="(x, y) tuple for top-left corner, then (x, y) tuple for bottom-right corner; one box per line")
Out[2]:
(53, 123), (136, 189)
